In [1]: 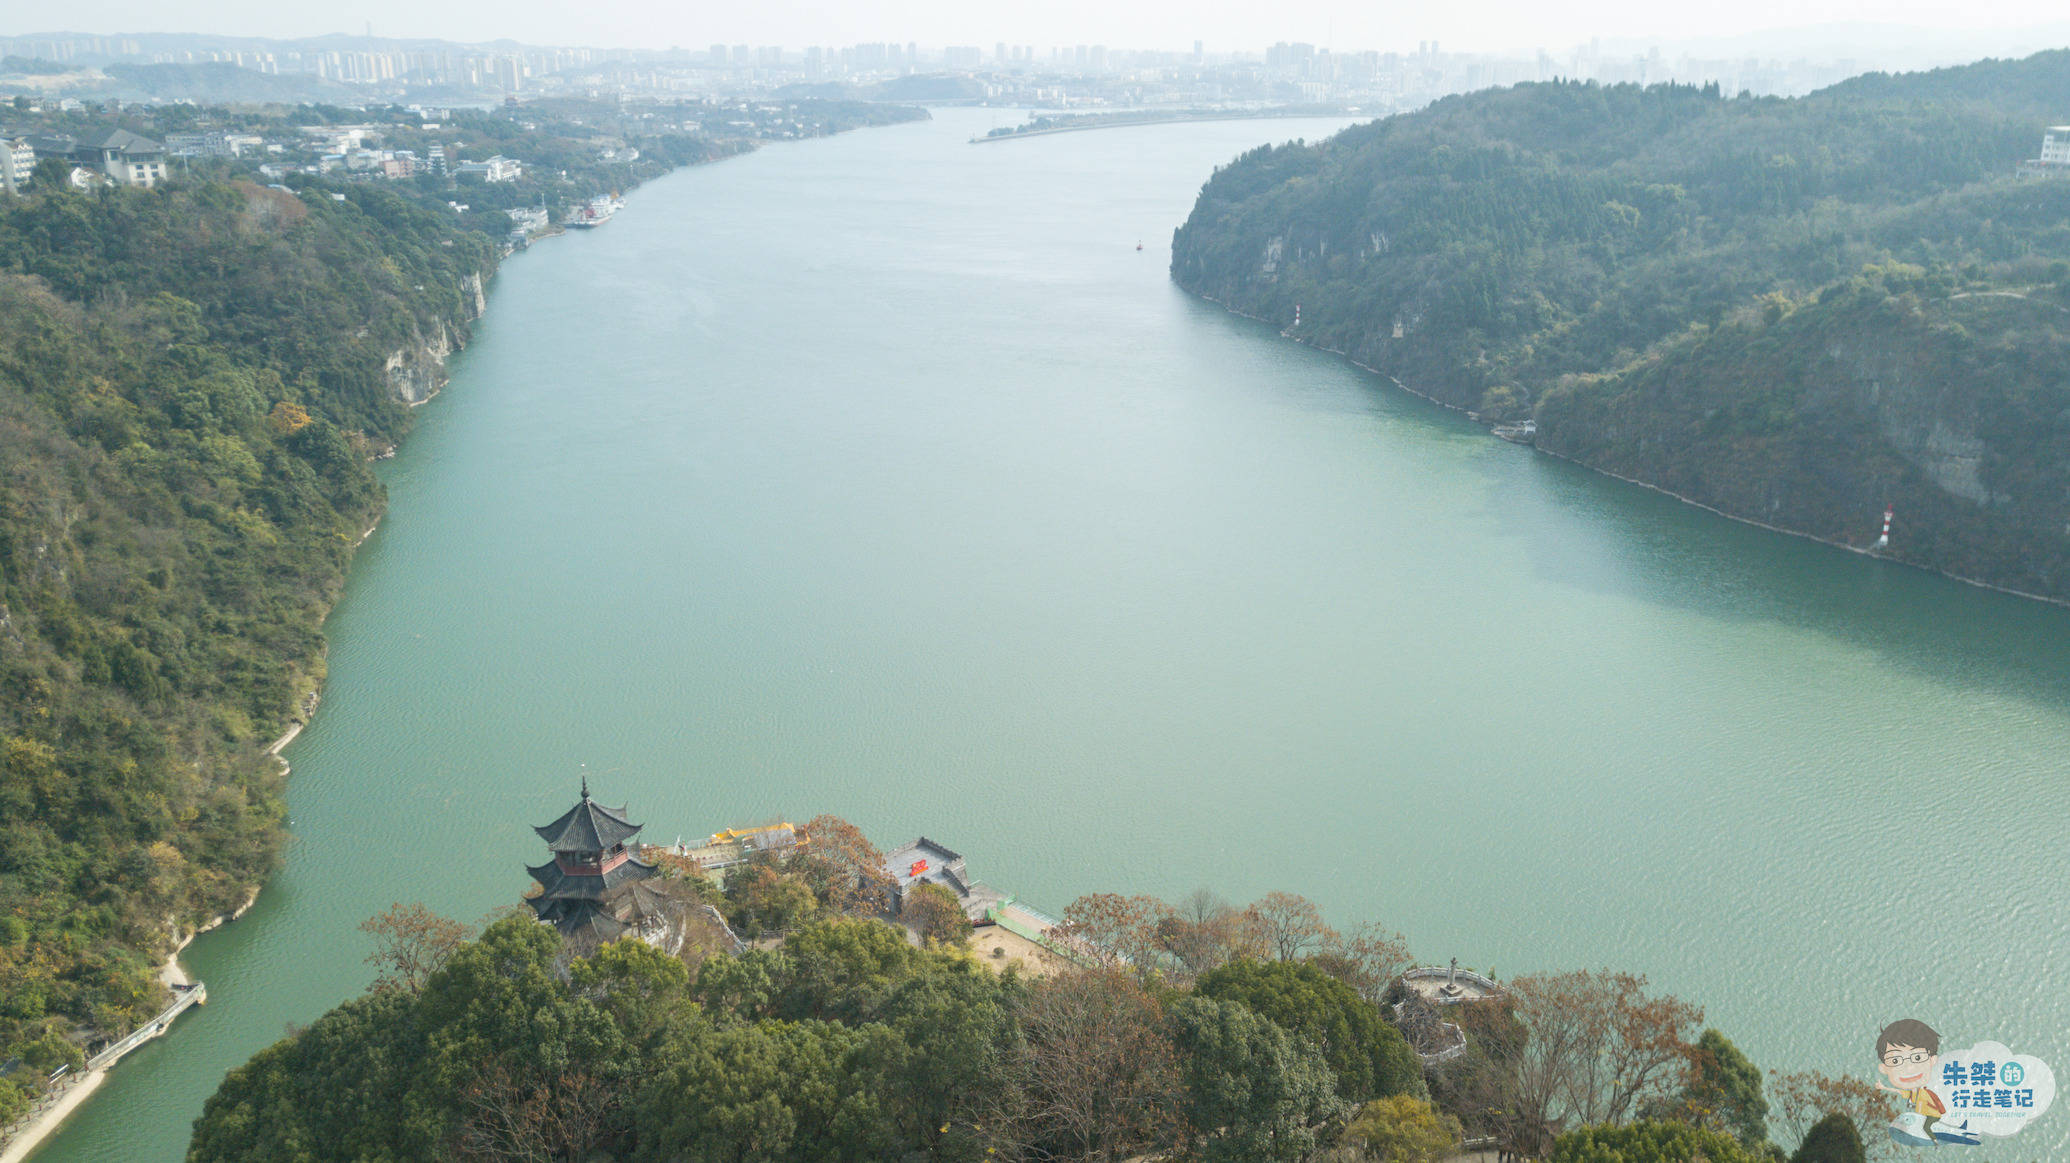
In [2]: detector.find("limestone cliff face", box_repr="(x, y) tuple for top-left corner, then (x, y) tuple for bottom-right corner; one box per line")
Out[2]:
(381, 269), (490, 405)
(1533, 289), (2070, 599)
(384, 323), (454, 405)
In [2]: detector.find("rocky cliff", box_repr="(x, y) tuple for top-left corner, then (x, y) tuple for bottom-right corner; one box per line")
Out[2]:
(1170, 57), (2070, 602)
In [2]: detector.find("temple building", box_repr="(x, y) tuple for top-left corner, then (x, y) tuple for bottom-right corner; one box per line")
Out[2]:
(526, 779), (664, 944)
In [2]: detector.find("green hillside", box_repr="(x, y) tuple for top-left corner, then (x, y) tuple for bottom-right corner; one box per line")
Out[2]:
(1171, 53), (2070, 598)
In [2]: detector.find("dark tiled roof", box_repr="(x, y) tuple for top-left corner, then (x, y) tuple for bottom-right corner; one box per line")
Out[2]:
(533, 795), (642, 852)
(526, 852), (655, 902)
(78, 129), (162, 154)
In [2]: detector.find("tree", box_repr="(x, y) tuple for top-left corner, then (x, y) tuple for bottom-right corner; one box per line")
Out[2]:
(1309, 922), (1414, 1006)
(1791, 1111), (1867, 1163)
(1549, 1119), (1767, 1162)
(358, 902), (470, 993)
(870, 957), (1022, 1157)
(1246, 891), (1339, 962)
(455, 1064), (617, 1163)
(1058, 892), (1172, 973)
(771, 917), (923, 1023)
(1153, 889), (1257, 978)
(1196, 959), (1425, 1104)
(30, 156), (69, 190)
(724, 864), (820, 937)
(1768, 1070), (1895, 1161)
(1507, 969), (1702, 1133)
(1665, 1028), (1768, 1147)
(633, 1017), (897, 1162)
(789, 814), (894, 916)
(1339, 1094), (1462, 1162)
(900, 881), (972, 946)
(1168, 994), (1344, 1162)
(1008, 967), (1181, 1162)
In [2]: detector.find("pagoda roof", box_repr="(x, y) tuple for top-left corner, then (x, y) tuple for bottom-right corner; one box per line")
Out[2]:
(527, 852), (655, 902)
(534, 791), (643, 852)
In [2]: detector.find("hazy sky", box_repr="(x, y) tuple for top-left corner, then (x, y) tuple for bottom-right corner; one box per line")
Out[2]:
(26, 0), (2070, 57)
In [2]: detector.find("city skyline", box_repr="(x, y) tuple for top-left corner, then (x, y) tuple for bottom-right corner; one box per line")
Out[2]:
(13, 4), (2070, 61)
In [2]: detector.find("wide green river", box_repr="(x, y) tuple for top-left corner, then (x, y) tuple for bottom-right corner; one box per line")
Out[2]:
(33, 109), (2070, 1159)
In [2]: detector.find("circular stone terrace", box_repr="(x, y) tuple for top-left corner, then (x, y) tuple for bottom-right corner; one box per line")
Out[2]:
(1401, 963), (1503, 1004)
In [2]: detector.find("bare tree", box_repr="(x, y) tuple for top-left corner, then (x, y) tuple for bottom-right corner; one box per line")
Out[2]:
(1009, 967), (1182, 1162)
(1245, 891), (1339, 962)
(1769, 1070), (1898, 1161)
(1309, 922), (1414, 1004)
(359, 902), (470, 993)
(454, 1065), (616, 1162)
(1506, 970), (1702, 1135)
(1057, 893), (1171, 973)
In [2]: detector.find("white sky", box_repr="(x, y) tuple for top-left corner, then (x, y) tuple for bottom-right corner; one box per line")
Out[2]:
(19, 0), (2070, 57)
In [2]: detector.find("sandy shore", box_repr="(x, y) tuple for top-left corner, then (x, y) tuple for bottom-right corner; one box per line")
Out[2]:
(0, 1071), (104, 1163)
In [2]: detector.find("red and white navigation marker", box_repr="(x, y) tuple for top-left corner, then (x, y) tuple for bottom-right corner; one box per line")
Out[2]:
(1875, 505), (1892, 550)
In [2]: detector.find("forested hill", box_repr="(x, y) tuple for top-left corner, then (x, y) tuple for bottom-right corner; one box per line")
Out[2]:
(1171, 51), (2070, 601)
(0, 177), (497, 1122)
(0, 99), (916, 1125)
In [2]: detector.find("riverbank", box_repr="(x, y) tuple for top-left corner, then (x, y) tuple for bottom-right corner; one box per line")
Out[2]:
(973, 107), (1367, 143)
(0, 1075), (101, 1163)
(1226, 297), (2070, 614)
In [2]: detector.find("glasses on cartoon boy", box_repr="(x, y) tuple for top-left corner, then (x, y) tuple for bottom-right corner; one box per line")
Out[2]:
(1883, 1051), (1932, 1067)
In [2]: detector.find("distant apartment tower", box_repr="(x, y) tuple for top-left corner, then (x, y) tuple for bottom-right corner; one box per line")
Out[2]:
(495, 55), (523, 93)
(2018, 126), (2070, 178)
(0, 137), (35, 195)
(944, 46), (981, 69)
(709, 43), (727, 65)
(2044, 126), (2070, 165)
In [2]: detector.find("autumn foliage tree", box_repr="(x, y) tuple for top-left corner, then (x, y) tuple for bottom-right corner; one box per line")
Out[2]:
(1504, 970), (1704, 1151)
(790, 814), (895, 916)
(1769, 1070), (1896, 1161)
(901, 881), (972, 946)
(1247, 891), (1339, 962)
(359, 902), (471, 993)
(1057, 892), (1173, 973)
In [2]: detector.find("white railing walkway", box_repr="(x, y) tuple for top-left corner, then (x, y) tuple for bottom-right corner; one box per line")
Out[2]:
(85, 982), (207, 1071)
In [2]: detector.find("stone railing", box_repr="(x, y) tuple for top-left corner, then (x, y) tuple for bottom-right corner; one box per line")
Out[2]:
(1400, 966), (1502, 1002)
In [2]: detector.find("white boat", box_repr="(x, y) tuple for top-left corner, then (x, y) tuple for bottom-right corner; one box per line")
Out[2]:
(566, 195), (622, 228)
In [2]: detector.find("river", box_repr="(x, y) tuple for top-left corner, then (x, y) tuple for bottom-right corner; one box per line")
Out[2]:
(31, 108), (2070, 1159)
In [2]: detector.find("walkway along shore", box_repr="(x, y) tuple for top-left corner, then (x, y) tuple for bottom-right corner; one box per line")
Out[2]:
(1210, 293), (2070, 612)
(0, 983), (209, 1162)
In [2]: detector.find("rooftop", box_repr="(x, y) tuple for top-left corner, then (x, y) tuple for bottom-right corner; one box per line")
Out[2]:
(533, 785), (643, 852)
(78, 129), (163, 154)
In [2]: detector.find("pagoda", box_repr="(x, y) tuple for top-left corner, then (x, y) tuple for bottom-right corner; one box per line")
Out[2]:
(526, 777), (660, 944)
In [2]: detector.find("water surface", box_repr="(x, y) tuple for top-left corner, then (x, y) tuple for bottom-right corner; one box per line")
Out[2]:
(34, 108), (2070, 1159)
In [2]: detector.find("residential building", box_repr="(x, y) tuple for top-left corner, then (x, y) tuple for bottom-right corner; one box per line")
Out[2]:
(75, 129), (167, 187)
(2018, 126), (2070, 178)
(2043, 126), (2070, 166)
(455, 154), (521, 182)
(0, 137), (34, 195)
